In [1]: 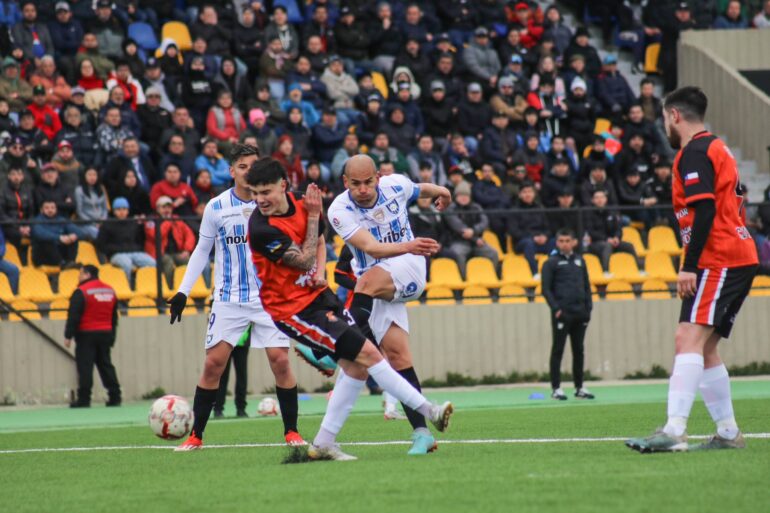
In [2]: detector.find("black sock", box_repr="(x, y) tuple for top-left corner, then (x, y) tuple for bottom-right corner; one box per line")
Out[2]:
(276, 385), (298, 435)
(397, 367), (427, 430)
(191, 386), (218, 439)
(349, 292), (375, 341)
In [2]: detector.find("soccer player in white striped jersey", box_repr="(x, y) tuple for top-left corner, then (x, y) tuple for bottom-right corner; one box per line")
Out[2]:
(167, 144), (306, 450)
(326, 154), (452, 455)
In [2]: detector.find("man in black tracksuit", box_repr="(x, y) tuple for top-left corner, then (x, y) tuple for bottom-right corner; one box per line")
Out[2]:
(541, 228), (595, 401)
(214, 326), (250, 418)
(64, 264), (121, 408)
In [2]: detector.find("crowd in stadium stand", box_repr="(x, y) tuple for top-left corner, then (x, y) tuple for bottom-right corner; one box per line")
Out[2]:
(1, 0), (770, 297)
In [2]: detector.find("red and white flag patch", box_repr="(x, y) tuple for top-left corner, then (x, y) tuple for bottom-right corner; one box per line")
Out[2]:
(684, 172), (700, 186)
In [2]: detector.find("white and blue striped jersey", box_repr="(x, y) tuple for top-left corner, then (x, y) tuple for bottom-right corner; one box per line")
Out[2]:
(199, 188), (261, 303)
(327, 174), (420, 277)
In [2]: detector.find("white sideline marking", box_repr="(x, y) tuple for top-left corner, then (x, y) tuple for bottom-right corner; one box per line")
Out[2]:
(1, 433), (769, 455)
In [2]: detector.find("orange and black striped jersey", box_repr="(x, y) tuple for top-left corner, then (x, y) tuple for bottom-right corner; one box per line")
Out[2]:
(672, 131), (758, 269)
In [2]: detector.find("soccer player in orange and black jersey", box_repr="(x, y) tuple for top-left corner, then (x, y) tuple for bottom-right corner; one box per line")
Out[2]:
(246, 158), (453, 461)
(627, 87), (758, 454)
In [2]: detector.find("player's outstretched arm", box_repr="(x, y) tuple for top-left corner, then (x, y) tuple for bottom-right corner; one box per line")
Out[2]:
(418, 183), (452, 211)
(283, 184), (322, 271)
(346, 229), (440, 259)
(168, 234), (215, 324)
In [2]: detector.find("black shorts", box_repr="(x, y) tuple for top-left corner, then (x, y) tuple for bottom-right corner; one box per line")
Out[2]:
(679, 265), (757, 338)
(275, 289), (367, 361)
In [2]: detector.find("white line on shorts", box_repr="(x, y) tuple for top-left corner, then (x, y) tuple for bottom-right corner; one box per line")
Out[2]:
(1, 433), (768, 455)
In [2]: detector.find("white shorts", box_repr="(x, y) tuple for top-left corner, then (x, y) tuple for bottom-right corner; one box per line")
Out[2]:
(205, 301), (290, 350)
(370, 299), (409, 343)
(373, 253), (426, 303)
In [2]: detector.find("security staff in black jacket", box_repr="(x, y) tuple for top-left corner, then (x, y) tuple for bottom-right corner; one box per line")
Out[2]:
(541, 228), (595, 401)
(64, 265), (121, 408)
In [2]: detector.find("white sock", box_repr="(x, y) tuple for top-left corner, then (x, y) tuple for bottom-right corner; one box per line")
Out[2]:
(367, 360), (430, 414)
(314, 369), (365, 447)
(699, 364), (739, 440)
(664, 353), (704, 437)
(383, 391), (397, 411)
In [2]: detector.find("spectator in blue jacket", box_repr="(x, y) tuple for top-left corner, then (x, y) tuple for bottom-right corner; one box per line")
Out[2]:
(48, 2), (83, 83)
(280, 83), (320, 128)
(595, 54), (635, 121)
(194, 139), (231, 189)
(284, 55), (327, 111)
(0, 227), (19, 294)
(311, 107), (346, 165)
(30, 199), (82, 267)
(714, 0), (749, 28)
(386, 81), (425, 136)
(480, 111), (519, 172)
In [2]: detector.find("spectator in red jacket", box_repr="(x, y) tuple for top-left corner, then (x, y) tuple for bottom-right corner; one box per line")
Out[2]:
(205, 89), (247, 154)
(143, 195), (196, 285)
(510, 2), (544, 49)
(149, 163), (198, 218)
(28, 84), (62, 140)
(271, 134), (304, 189)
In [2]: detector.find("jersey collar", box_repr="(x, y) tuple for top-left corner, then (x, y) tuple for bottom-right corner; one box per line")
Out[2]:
(230, 188), (253, 205)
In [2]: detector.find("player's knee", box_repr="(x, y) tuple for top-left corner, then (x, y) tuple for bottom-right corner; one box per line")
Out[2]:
(267, 350), (291, 373)
(382, 346), (411, 369)
(355, 341), (384, 367)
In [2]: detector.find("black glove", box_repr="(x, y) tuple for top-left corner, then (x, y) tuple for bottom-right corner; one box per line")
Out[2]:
(167, 292), (187, 324)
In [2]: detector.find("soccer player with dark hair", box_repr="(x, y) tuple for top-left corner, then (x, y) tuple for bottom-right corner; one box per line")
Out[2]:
(626, 86), (758, 453)
(246, 157), (454, 461)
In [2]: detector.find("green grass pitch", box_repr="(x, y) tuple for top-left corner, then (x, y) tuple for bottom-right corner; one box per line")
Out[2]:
(2, 381), (769, 513)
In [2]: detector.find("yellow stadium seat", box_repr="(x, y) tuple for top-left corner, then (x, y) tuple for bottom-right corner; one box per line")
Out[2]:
(505, 235), (514, 254)
(428, 258), (466, 289)
(134, 267), (172, 299)
(641, 279), (671, 299)
(594, 117), (611, 135)
(4, 243), (21, 267)
(371, 71), (389, 99)
(161, 21), (193, 52)
(127, 296), (158, 317)
(76, 241), (100, 267)
(98, 265), (135, 301)
(644, 251), (678, 282)
(0, 273), (14, 301)
(462, 285), (492, 305)
(648, 226), (681, 256)
(465, 257), (502, 288)
(622, 226), (647, 257)
(750, 275), (770, 297)
(498, 284), (528, 304)
(609, 253), (645, 284)
(425, 286), (454, 305)
(49, 298), (70, 320)
(326, 261), (339, 293)
(583, 253), (611, 286)
(482, 230), (504, 260)
(19, 268), (57, 302)
(57, 269), (80, 298)
(9, 299), (40, 320)
(173, 265), (211, 300)
(332, 235), (344, 256)
(605, 281), (635, 300)
(644, 42), (661, 74)
(501, 254), (538, 287)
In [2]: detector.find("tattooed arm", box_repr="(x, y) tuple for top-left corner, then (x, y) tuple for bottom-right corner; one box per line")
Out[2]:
(281, 184), (324, 272)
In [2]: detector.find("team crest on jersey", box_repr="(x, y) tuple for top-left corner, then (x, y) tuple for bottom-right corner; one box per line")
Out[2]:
(386, 200), (399, 214)
(266, 240), (284, 253)
(242, 207), (254, 219)
(403, 282), (418, 297)
(373, 209), (385, 222)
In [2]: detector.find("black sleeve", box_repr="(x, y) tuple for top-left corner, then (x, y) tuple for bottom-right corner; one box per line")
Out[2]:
(583, 259), (592, 312)
(541, 259), (560, 311)
(682, 199), (716, 272)
(678, 148), (716, 204)
(334, 245), (357, 290)
(64, 289), (85, 339)
(248, 214), (295, 263)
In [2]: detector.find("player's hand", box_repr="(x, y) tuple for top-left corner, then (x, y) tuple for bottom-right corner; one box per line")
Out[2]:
(555, 310), (562, 319)
(64, 338), (72, 349)
(677, 271), (698, 299)
(309, 275), (327, 288)
(167, 292), (187, 324)
(304, 183), (322, 217)
(406, 237), (440, 256)
(434, 187), (452, 211)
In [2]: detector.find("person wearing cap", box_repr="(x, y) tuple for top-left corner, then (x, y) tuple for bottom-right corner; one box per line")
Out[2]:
(264, 5), (300, 59)
(136, 85), (172, 159)
(0, 57), (33, 112)
(386, 76), (424, 134)
(311, 106), (347, 165)
(422, 79), (454, 144)
(29, 55), (72, 109)
(481, 110), (519, 170)
(28, 84), (63, 140)
(368, 1), (402, 75)
(444, 180), (500, 275)
(51, 139), (84, 192)
(388, 66), (421, 100)
(17, 107), (54, 160)
(458, 82), (492, 154)
(658, 2), (698, 92)
(192, 138), (231, 190)
(35, 163), (76, 217)
(563, 26), (602, 79)
(596, 54), (635, 118)
(463, 26), (502, 89)
(284, 55), (328, 111)
(86, 0), (125, 60)
(321, 54), (359, 126)
(54, 105), (99, 168)
(280, 83), (321, 128)
(564, 78), (599, 155)
(11, 2), (54, 61)
(498, 53), (531, 92)
(181, 56), (215, 133)
(64, 263), (121, 408)
(335, 6), (370, 64)
(490, 75), (528, 123)
(49, 2), (85, 76)
(511, 2), (545, 48)
(144, 194), (196, 285)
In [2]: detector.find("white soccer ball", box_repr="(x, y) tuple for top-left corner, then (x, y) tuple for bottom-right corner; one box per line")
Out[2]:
(257, 397), (279, 416)
(148, 395), (194, 440)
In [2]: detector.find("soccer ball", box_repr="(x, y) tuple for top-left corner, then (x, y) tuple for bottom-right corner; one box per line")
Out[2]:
(148, 395), (194, 440)
(257, 397), (279, 416)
